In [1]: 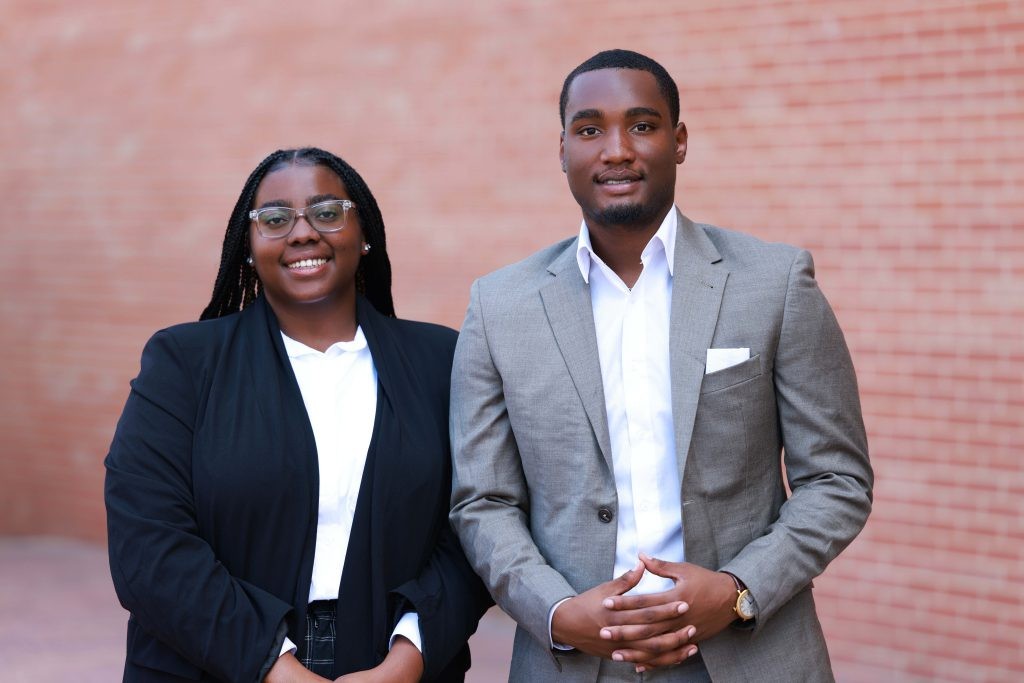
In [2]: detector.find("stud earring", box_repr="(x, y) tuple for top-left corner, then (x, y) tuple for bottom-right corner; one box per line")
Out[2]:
(362, 243), (371, 254)
(246, 256), (253, 265)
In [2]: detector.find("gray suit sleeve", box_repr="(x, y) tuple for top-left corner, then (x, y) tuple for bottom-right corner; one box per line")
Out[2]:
(449, 280), (576, 646)
(720, 249), (873, 627)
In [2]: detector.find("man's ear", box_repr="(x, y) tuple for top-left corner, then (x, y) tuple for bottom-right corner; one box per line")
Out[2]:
(560, 130), (567, 173)
(676, 121), (688, 164)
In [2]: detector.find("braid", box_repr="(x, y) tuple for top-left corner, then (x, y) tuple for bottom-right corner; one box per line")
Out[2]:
(200, 148), (395, 321)
(322, 156), (395, 318)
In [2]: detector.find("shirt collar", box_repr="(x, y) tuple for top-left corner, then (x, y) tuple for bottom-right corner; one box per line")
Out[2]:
(281, 325), (367, 358)
(575, 206), (677, 283)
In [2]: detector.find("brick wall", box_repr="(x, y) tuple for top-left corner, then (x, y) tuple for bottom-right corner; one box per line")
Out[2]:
(1, 1), (1020, 680)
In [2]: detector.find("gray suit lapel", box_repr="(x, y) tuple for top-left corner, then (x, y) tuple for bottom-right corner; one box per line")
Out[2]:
(671, 212), (728, 483)
(539, 243), (614, 474)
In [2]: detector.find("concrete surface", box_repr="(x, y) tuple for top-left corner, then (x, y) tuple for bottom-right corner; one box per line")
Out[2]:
(0, 536), (513, 682)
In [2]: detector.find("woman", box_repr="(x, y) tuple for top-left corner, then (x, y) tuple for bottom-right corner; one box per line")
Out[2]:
(105, 147), (491, 682)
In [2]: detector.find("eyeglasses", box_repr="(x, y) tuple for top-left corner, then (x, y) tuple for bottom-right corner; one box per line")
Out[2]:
(248, 199), (356, 239)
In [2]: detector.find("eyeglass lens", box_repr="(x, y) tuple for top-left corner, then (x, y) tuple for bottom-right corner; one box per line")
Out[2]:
(255, 201), (349, 237)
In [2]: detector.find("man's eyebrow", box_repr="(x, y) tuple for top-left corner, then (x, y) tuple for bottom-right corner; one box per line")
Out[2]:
(626, 107), (662, 119)
(569, 108), (602, 125)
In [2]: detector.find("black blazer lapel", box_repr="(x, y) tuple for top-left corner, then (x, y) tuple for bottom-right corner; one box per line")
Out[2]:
(241, 297), (322, 638)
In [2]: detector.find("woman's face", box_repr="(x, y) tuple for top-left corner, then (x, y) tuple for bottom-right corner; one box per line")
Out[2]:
(249, 163), (366, 312)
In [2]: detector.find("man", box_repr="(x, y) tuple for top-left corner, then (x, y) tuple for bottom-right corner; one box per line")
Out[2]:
(450, 49), (872, 682)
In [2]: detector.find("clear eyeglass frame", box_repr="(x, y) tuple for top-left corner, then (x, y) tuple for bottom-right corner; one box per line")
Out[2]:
(248, 199), (356, 239)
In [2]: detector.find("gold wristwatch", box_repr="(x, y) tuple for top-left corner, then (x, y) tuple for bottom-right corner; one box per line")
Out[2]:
(725, 572), (756, 621)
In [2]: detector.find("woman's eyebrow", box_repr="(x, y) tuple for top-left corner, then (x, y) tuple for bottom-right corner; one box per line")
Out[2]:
(307, 194), (343, 205)
(256, 199), (292, 210)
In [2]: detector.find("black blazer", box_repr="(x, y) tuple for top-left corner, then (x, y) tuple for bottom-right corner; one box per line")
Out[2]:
(105, 296), (490, 682)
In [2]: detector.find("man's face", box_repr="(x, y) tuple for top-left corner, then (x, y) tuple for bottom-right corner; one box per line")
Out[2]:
(560, 68), (686, 232)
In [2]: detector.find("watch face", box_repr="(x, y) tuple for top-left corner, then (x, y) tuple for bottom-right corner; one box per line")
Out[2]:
(737, 590), (756, 620)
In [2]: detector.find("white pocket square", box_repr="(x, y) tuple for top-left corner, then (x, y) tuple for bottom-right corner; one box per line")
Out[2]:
(706, 348), (750, 374)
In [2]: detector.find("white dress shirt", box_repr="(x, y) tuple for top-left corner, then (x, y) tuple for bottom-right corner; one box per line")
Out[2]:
(548, 210), (684, 651)
(577, 209), (685, 595)
(278, 327), (421, 658)
(549, 208), (686, 647)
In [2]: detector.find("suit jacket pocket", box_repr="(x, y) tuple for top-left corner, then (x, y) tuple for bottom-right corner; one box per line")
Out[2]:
(127, 615), (204, 680)
(700, 353), (762, 394)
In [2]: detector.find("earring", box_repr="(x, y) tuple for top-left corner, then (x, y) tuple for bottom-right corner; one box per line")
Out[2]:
(246, 256), (254, 265)
(362, 243), (371, 254)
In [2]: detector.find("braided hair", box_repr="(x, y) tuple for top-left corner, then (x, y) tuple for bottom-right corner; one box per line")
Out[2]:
(200, 148), (395, 320)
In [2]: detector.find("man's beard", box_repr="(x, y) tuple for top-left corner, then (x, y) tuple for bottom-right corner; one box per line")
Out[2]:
(591, 201), (663, 230)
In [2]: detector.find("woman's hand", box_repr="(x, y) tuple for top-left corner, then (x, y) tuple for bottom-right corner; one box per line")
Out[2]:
(265, 652), (332, 682)
(334, 636), (423, 683)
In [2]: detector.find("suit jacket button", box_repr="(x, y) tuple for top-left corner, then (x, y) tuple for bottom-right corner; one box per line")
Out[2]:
(597, 507), (614, 523)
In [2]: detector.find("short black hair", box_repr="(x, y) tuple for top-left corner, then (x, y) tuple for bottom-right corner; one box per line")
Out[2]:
(559, 49), (680, 127)
(200, 147), (395, 321)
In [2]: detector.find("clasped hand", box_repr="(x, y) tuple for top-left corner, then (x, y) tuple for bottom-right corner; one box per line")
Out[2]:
(267, 637), (422, 683)
(551, 554), (737, 671)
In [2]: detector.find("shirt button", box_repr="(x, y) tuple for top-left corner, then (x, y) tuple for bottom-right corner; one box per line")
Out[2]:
(597, 507), (614, 523)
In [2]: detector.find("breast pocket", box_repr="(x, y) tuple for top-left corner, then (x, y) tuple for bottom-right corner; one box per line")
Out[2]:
(700, 353), (763, 394)
(689, 354), (777, 501)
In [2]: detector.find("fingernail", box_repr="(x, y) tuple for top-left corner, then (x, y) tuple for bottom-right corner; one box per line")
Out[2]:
(690, 646), (698, 656)
(600, 628), (611, 639)
(636, 665), (647, 673)
(603, 598), (614, 608)
(634, 560), (643, 571)
(687, 626), (696, 638)
(677, 602), (689, 613)
(612, 652), (623, 662)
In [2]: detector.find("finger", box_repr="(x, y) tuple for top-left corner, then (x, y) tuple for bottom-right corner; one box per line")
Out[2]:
(634, 645), (700, 673)
(639, 552), (679, 579)
(604, 587), (684, 611)
(610, 625), (697, 661)
(602, 601), (689, 629)
(608, 560), (645, 595)
(601, 620), (694, 643)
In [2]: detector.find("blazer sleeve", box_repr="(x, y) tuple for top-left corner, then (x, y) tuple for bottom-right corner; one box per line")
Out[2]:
(719, 249), (873, 629)
(105, 329), (292, 683)
(449, 280), (578, 647)
(388, 325), (492, 681)
(390, 519), (492, 680)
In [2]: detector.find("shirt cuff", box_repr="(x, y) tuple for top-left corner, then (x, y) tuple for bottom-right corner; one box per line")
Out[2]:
(389, 611), (423, 654)
(279, 636), (297, 658)
(548, 598), (575, 651)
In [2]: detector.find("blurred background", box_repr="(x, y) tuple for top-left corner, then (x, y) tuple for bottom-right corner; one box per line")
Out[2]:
(1, 1), (1021, 681)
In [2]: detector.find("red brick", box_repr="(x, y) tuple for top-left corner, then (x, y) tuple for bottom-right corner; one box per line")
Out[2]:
(1, 1), (1021, 679)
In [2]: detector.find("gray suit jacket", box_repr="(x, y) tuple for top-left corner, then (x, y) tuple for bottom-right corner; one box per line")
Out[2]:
(450, 213), (872, 682)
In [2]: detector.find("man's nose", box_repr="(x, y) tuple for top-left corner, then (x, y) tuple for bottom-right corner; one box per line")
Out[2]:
(600, 128), (635, 164)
